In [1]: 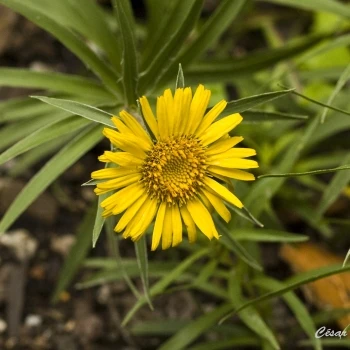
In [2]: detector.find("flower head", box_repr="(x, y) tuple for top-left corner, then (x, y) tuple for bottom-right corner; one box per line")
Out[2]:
(92, 85), (258, 250)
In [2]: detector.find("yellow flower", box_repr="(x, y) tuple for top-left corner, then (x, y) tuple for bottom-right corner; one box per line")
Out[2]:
(92, 85), (258, 250)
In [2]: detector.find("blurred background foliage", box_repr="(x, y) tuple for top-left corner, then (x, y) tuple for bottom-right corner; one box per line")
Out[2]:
(0, 0), (349, 349)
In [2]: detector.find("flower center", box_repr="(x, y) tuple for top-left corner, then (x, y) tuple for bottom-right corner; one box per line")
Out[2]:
(141, 136), (207, 204)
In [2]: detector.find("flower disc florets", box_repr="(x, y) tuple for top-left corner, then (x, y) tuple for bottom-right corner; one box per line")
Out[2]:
(141, 136), (207, 204)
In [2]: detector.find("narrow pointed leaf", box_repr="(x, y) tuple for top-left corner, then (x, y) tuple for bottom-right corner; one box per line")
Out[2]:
(0, 117), (90, 165)
(261, 0), (350, 19)
(222, 89), (294, 116)
(321, 63), (350, 123)
(139, 0), (204, 94)
(242, 110), (308, 122)
(135, 236), (153, 309)
(0, 68), (113, 99)
(52, 203), (97, 303)
(33, 96), (114, 127)
(0, 125), (103, 234)
(122, 248), (209, 326)
(216, 221), (263, 271)
(157, 304), (233, 350)
(253, 277), (321, 350)
(175, 64), (185, 89)
(0, 0), (121, 96)
(114, 0), (139, 105)
(233, 264), (350, 314)
(92, 193), (107, 248)
(258, 164), (350, 179)
(315, 154), (350, 219)
(232, 229), (308, 243)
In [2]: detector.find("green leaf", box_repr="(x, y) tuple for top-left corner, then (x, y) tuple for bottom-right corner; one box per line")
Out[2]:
(233, 264), (350, 314)
(321, 63), (350, 123)
(175, 64), (185, 89)
(216, 221), (263, 271)
(157, 304), (233, 350)
(258, 164), (350, 179)
(141, 0), (198, 69)
(144, 0), (176, 42)
(8, 135), (75, 177)
(0, 125), (103, 234)
(227, 271), (280, 350)
(222, 89), (294, 117)
(188, 337), (260, 350)
(0, 117), (90, 166)
(0, 97), (62, 123)
(288, 88), (350, 117)
(242, 110), (308, 123)
(65, 0), (122, 73)
(51, 203), (97, 303)
(33, 96), (114, 127)
(0, 0), (121, 96)
(77, 260), (179, 289)
(227, 204), (264, 227)
(160, 0), (246, 84)
(343, 249), (350, 267)
(139, 0), (204, 94)
(0, 113), (67, 152)
(253, 277), (321, 350)
(315, 154), (350, 219)
(92, 193), (107, 248)
(122, 248), (209, 326)
(131, 319), (189, 336)
(299, 339), (350, 348)
(261, 0), (350, 19)
(0, 68), (113, 100)
(135, 236), (153, 310)
(114, 0), (139, 105)
(185, 35), (325, 84)
(232, 229), (309, 243)
(239, 115), (320, 223)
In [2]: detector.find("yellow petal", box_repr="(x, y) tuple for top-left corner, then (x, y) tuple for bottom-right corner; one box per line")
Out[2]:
(200, 113), (243, 146)
(185, 85), (211, 135)
(151, 202), (167, 251)
(111, 116), (133, 135)
(107, 183), (145, 214)
(91, 167), (137, 179)
(157, 96), (168, 139)
(208, 148), (256, 161)
(139, 96), (159, 139)
(208, 158), (259, 169)
(186, 198), (216, 239)
(119, 110), (152, 144)
(203, 176), (243, 209)
(115, 192), (148, 232)
(98, 151), (143, 166)
(127, 197), (159, 241)
(178, 87), (192, 135)
(103, 128), (150, 156)
(205, 137), (243, 156)
(163, 89), (174, 136)
(162, 205), (173, 250)
(201, 188), (231, 223)
(198, 191), (213, 212)
(171, 205), (182, 247)
(172, 88), (184, 136)
(208, 166), (255, 181)
(195, 99), (227, 136)
(94, 173), (141, 194)
(179, 205), (197, 243)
